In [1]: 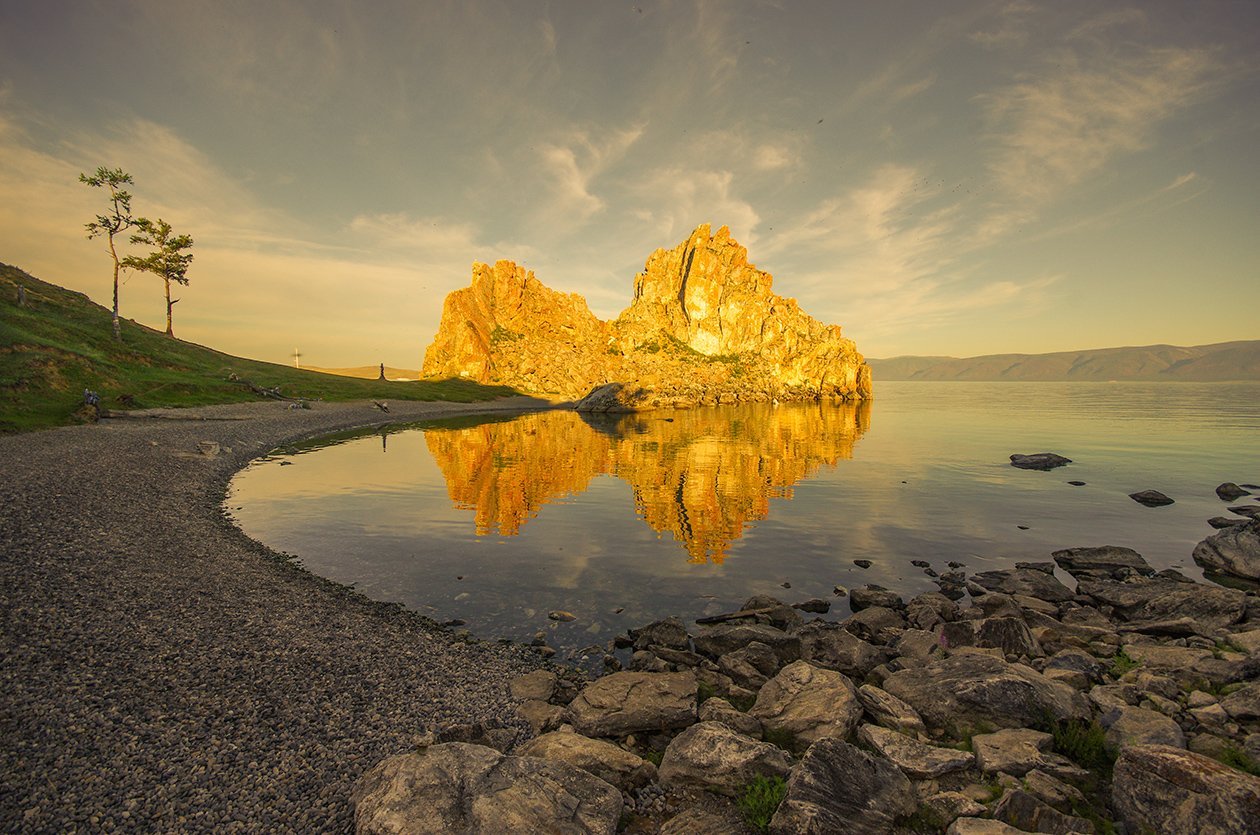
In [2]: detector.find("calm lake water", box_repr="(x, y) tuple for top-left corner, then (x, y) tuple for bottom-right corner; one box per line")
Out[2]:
(227, 382), (1260, 660)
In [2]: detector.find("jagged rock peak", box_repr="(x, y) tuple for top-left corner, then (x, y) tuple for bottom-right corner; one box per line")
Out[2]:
(420, 225), (872, 409)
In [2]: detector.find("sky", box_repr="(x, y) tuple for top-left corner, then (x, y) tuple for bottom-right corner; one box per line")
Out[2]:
(1, 1), (1257, 368)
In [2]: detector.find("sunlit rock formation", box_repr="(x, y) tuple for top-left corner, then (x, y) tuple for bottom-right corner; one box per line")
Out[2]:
(421, 225), (872, 409)
(423, 401), (871, 562)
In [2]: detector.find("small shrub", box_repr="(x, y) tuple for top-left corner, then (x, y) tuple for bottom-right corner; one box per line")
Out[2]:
(1052, 719), (1113, 773)
(643, 750), (662, 767)
(1110, 650), (1139, 676)
(1219, 744), (1260, 776)
(898, 803), (948, 833)
(696, 681), (716, 704)
(738, 775), (787, 832)
(730, 693), (756, 712)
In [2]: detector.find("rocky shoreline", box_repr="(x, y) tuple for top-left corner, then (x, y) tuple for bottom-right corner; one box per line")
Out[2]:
(4, 404), (1259, 834)
(355, 501), (1260, 833)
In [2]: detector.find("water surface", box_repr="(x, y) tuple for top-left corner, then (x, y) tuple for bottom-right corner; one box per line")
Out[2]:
(228, 382), (1260, 659)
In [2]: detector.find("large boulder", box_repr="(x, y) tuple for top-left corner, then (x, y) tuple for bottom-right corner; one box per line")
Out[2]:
(856, 724), (975, 778)
(856, 684), (927, 737)
(1112, 744), (1260, 834)
(516, 731), (656, 790)
(749, 661), (863, 750)
(693, 623), (801, 664)
(972, 728), (1056, 777)
(1104, 707), (1186, 754)
(352, 742), (622, 834)
(970, 568), (1075, 603)
(1077, 577), (1246, 629)
(566, 671), (697, 737)
(1193, 518), (1260, 582)
(1221, 682), (1260, 721)
(796, 620), (886, 678)
(658, 721), (792, 792)
(1051, 546), (1155, 581)
(882, 653), (1089, 735)
(769, 738), (916, 834)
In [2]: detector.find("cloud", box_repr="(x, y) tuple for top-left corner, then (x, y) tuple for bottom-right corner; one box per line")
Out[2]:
(537, 124), (646, 225)
(627, 166), (760, 248)
(969, 0), (1035, 50)
(979, 44), (1222, 203)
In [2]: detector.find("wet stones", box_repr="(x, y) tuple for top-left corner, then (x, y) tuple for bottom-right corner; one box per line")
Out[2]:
(1009, 453), (1072, 471)
(1193, 518), (1260, 582)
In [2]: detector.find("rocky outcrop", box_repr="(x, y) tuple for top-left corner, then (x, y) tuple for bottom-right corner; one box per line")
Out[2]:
(422, 225), (871, 408)
(352, 742), (622, 834)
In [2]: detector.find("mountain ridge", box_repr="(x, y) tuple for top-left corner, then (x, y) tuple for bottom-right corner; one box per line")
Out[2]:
(868, 340), (1260, 381)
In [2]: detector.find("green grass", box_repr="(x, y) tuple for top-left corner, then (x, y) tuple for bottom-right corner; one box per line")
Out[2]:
(0, 263), (523, 433)
(737, 775), (787, 833)
(1218, 744), (1260, 776)
(1110, 649), (1139, 676)
(761, 727), (799, 752)
(1051, 719), (1114, 773)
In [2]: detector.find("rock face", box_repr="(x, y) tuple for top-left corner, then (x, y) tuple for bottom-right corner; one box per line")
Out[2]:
(352, 742), (622, 834)
(1111, 744), (1260, 834)
(422, 224), (871, 408)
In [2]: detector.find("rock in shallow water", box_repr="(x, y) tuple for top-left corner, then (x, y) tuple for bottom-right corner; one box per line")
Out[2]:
(1009, 452), (1072, 470)
(1130, 490), (1175, 507)
(1193, 518), (1260, 582)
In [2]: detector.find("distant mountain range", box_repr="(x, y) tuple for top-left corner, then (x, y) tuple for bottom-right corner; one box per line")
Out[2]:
(868, 341), (1260, 382)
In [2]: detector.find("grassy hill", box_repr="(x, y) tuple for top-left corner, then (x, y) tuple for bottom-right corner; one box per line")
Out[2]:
(869, 341), (1260, 382)
(304, 365), (421, 381)
(0, 263), (521, 433)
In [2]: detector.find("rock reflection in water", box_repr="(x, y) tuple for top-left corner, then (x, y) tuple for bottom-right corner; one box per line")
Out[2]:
(424, 400), (870, 562)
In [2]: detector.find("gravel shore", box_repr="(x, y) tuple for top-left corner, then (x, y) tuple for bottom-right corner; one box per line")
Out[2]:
(0, 397), (561, 833)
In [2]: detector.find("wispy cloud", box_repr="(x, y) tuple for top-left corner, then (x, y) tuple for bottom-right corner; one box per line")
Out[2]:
(537, 124), (646, 224)
(627, 166), (760, 248)
(979, 44), (1223, 203)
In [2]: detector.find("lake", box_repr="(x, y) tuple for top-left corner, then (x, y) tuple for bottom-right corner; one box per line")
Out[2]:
(227, 382), (1260, 660)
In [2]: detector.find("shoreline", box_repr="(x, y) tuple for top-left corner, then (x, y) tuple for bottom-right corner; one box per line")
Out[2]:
(0, 396), (565, 833)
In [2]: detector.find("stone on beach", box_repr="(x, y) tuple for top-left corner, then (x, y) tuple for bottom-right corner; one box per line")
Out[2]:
(1193, 518), (1260, 582)
(658, 721), (791, 792)
(517, 730), (656, 790)
(857, 724), (974, 778)
(749, 660), (863, 751)
(1111, 744), (1260, 835)
(566, 671), (697, 737)
(770, 738), (916, 834)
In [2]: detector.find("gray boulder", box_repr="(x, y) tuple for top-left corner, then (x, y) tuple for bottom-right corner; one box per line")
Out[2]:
(352, 742), (622, 835)
(1077, 577), (1246, 629)
(658, 721), (792, 792)
(566, 671), (697, 737)
(972, 728), (1065, 777)
(1217, 482), (1251, 501)
(769, 738), (916, 834)
(658, 807), (744, 835)
(632, 616), (691, 651)
(970, 568), (1075, 603)
(796, 619), (886, 678)
(843, 605), (907, 645)
(1104, 706), (1186, 754)
(509, 670), (558, 702)
(857, 684), (927, 737)
(750, 661), (862, 751)
(1193, 518), (1260, 582)
(993, 789), (1095, 834)
(693, 623), (801, 664)
(516, 731), (656, 790)
(849, 584), (903, 612)
(1112, 744), (1260, 835)
(1221, 682), (1260, 721)
(1051, 545), (1155, 581)
(1010, 453), (1072, 470)
(857, 724), (974, 778)
(699, 696), (763, 738)
(882, 653), (1089, 735)
(1130, 489), (1175, 507)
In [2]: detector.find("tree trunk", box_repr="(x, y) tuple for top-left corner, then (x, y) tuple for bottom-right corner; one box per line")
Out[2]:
(165, 277), (174, 337)
(109, 232), (121, 341)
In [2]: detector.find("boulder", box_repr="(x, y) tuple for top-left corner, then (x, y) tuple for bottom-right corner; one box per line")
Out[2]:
(516, 699), (566, 735)
(922, 792), (987, 826)
(1051, 546), (1155, 581)
(856, 684), (927, 737)
(843, 605), (907, 645)
(1217, 482), (1251, 501)
(1023, 769), (1087, 814)
(509, 670), (558, 702)
(977, 616), (1043, 658)
(749, 661), (863, 750)
(1104, 706), (1186, 754)
(693, 623), (801, 664)
(970, 569), (1075, 603)
(946, 820), (1029, 834)
(769, 738), (916, 834)
(906, 591), (960, 631)
(658, 807), (744, 835)
(1130, 490), (1175, 507)
(1077, 577), (1246, 629)
(1221, 682), (1260, 721)
(566, 671), (697, 737)
(849, 584), (903, 612)
(1010, 453), (1072, 470)
(658, 721), (792, 792)
(882, 653), (1089, 735)
(1112, 744), (1260, 834)
(857, 724), (975, 778)
(516, 731), (656, 790)
(352, 742), (622, 834)
(632, 615), (691, 651)
(698, 696), (763, 738)
(1193, 518), (1260, 582)
(796, 620), (886, 678)
(717, 641), (781, 690)
(992, 789), (1095, 834)
(972, 728), (1054, 777)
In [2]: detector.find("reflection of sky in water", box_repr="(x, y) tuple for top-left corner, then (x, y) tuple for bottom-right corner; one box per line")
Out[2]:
(228, 382), (1260, 659)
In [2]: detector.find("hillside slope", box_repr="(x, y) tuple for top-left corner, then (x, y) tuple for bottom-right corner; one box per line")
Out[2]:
(869, 341), (1260, 382)
(0, 263), (518, 433)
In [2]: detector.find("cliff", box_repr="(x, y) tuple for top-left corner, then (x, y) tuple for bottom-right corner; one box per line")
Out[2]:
(421, 225), (871, 410)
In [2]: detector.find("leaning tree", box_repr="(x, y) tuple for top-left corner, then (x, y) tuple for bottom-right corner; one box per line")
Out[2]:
(80, 167), (137, 341)
(122, 218), (194, 338)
